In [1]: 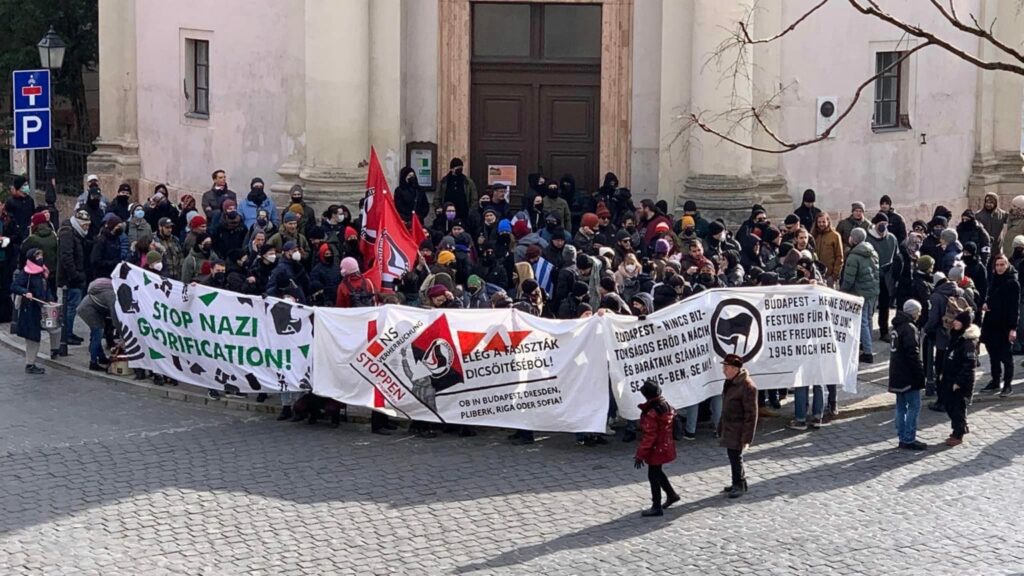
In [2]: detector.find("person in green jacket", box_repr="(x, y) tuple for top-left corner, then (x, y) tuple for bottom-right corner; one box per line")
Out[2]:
(841, 227), (880, 363)
(433, 158), (478, 221)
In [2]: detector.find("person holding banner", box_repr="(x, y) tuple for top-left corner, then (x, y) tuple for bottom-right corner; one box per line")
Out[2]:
(634, 379), (680, 517)
(718, 354), (757, 499)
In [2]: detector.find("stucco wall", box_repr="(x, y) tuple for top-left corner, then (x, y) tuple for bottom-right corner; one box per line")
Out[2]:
(630, 0), (662, 202)
(135, 0), (302, 197)
(402, 0), (440, 149)
(774, 0), (981, 222)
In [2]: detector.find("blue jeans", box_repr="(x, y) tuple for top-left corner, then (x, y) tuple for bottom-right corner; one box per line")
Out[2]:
(62, 288), (83, 342)
(89, 327), (106, 364)
(794, 386), (824, 422)
(860, 299), (876, 354)
(895, 390), (921, 444)
(684, 395), (722, 434)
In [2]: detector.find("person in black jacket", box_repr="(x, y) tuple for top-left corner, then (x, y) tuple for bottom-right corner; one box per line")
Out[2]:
(889, 300), (927, 450)
(980, 254), (1020, 397)
(794, 189), (821, 233)
(942, 310), (979, 447)
(394, 166), (429, 225)
(57, 210), (90, 347)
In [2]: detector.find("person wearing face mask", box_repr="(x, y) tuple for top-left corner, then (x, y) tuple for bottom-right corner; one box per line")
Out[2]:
(105, 183), (133, 222)
(152, 217), (183, 281)
(11, 248), (60, 374)
(473, 243), (508, 291)
(429, 202), (459, 244)
(526, 191), (547, 233)
(213, 199), (247, 257)
(265, 241), (310, 299)
(309, 244), (342, 306)
(955, 210), (991, 267)
(594, 172), (618, 213)
(76, 175), (108, 210)
(558, 174), (577, 211)
(247, 245), (279, 294)
(200, 259), (230, 289)
(318, 205), (345, 258)
(543, 181), (572, 231)
(866, 212), (899, 339)
(89, 214), (125, 281)
(980, 254), (1019, 398)
(238, 177), (279, 229)
(433, 158), (478, 221)
(394, 166), (429, 225)
(282, 184), (316, 235)
(793, 189), (821, 233)
(125, 203), (153, 245)
(704, 219), (741, 262)
(5, 176), (36, 246)
(181, 234), (218, 284)
(245, 208), (278, 248)
(960, 242), (988, 312)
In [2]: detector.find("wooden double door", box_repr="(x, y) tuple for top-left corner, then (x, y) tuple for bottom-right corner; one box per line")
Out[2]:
(471, 65), (600, 202)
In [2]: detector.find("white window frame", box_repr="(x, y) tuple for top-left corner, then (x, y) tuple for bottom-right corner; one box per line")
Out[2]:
(869, 39), (918, 133)
(180, 29), (213, 124)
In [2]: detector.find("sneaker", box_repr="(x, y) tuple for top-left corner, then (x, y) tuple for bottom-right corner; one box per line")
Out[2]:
(787, 420), (808, 431)
(769, 400), (782, 410)
(66, 334), (84, 345)
(897, 442), (910, 450)
(682, 432), (697, 441)
(809, 417), (824, 429)
(927, 402), (945, 412)
(1000, 386), (1013, 398)
(859, 352), (874, 364)
(909, 441), (928, 450)
(640, 506), (664, 517)
(24, 364), (45, 375)
(982, 380), (1001, 393)
(88, 362), (106, 372)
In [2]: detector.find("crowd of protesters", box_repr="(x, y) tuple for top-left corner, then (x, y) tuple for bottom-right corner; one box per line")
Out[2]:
(1, 163), (1021, 465)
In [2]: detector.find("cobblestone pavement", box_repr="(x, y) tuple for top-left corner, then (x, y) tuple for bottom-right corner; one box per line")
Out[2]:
(2, 346), (1024, 576)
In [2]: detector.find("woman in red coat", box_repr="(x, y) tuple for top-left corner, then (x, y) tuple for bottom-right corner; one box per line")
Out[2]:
(634, 379), (680, 517)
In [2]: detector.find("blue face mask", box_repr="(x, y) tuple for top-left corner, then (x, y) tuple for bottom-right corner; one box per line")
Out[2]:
(134, 209), (145, 219)
(20, 184), (30, 194)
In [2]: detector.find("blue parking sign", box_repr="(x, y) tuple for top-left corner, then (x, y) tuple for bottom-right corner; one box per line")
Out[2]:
(14, 110), (51, 150)
(12, 69), (52, 150)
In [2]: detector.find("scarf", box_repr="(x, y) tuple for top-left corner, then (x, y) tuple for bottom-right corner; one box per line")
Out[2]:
(25, 260), (49, 278)
(70, 217), (88, 237)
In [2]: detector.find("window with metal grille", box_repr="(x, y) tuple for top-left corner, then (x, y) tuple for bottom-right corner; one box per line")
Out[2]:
(873, 51), (902, 129)
(185, 38), (210, 117)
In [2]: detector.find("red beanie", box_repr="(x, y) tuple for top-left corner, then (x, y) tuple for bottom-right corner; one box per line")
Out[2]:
(512, 220), (530, 240)
(318, 242), (332, 263)
(30, 212), (49, 229)
(344, 226), (358, 240)
(581, 213), (599, 229)
(190, 215), (207, 229)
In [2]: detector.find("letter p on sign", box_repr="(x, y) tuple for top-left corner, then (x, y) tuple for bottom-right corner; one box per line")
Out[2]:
(13, 110), (50, 150)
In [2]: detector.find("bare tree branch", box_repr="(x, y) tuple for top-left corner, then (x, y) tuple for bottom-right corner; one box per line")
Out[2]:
(687, 43), (931, 154)
(737, 0), (832, 45)
(927, 0), (1024, 64)
(847, 0), (1024, 75)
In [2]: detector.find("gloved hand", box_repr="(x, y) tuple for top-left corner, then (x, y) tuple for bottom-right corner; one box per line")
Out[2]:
(634, 458), (644, 469)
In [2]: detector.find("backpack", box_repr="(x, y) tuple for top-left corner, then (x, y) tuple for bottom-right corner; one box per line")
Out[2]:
(347, 277), (376, 308)
(942, 293), (971, 331)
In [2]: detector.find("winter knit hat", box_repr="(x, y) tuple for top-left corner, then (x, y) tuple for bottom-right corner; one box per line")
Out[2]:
(467, 274), (483, 289)
(525, 245), (542, 259)
(571, 281), (590, 298)
(708, 220), (725, 237)
(654, 221), (671, 234)
(849, 227), (867, 245)
(654, 238), (671, 255)
(933, 271), (947, 284)
(916, 255), (935, 273)
(954, 309), (973, 327)
(948, 265), (965, 282)
(146, 250), (163, 265)
(802, 189), (816, 203)
(940, 228), (958, 244)
(428, 284), (448, 298)
(30, 212), (48, 229)
(498, 219), (512, 235)
(581, 213), (599, 229)
(189, 215), (207, 229)
(283, 211), (300, 223)
(340, 257), (360, 276)
(681, 215), (696, 229)
(512, 220), (530, 239)
(684, 200), (698, 212)
(783, 214), (799, 226)
(902, 299), (922, 317)
(437, 250), (456, 266)
(871, 212), (889, 224)
(1013, 235), (1024, 250)
(851, 201), (866, 211)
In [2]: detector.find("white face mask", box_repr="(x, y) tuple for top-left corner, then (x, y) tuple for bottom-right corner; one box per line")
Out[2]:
(716, 232), (726, 242)
(625, 264), (637, 274)
(152, 262), (163, 272)
(291, 251), (302, 262)
(265, 253), (277, 263)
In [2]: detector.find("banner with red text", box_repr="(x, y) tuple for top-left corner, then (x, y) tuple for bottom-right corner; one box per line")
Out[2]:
(312, 306), (610, 433)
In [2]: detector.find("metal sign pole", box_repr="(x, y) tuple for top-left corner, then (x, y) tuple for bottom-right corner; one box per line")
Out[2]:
(28, 149), (35, 192)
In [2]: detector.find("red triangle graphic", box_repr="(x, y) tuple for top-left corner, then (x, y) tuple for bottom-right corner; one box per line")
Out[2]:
(483, 333), (509, 353)
(508, 330), (531, 349)
(458, 331), (486, 356)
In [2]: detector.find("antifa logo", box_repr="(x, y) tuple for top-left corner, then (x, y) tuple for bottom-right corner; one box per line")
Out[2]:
(421, 338), (456, 379)
(382, 231), (409, 281)
(710, 299), (763, 363)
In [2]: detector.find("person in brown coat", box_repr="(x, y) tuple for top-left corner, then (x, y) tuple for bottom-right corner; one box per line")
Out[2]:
(812, 212), (844, 287)
(718, 354), (758, 499)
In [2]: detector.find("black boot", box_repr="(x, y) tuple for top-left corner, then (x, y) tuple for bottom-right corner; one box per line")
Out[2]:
(641, 505), (664, 517)
(663, 493), (681, 509)
(982, 380), (1001, 393)
(277, 406), (293, 421)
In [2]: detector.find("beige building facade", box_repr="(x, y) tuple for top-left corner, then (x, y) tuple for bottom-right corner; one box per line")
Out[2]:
(90, 0), (1024, 223)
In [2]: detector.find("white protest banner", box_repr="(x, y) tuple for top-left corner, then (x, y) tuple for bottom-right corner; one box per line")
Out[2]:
(313, 306), (609, 433)
(605, 285), (863, 420)
(111, 263), (314, 393)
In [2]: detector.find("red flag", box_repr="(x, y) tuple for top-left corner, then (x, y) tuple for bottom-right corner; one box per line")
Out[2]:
(410, 213), (429, 244)
(359, 147), (392, 263)
(363, 188), (419, 294)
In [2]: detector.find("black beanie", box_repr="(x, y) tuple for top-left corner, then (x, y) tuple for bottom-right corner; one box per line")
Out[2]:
(600, 276), (617, 292)
(708, 221), (725, 236)
(872, 212), (889, 224)
(640, 378), (661, 399)
(802, 189), (816, 203)
(576, 254), (593, 270)
(449, 157), (464, 170)
(784, 214), (799, 226)
(571, 281), (589, 298)
(683, 200), (697, 212)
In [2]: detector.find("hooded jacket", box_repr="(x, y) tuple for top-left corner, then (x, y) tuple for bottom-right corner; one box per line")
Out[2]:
(924, 279), (963, 349)
(21, 224), (58, 275)
(635, 396), (677, 466)
(976, 192), (1008, 252)
(941, 324), (980, 396)
(888, 311), (925, 393)
(395, 166), (430, 223)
